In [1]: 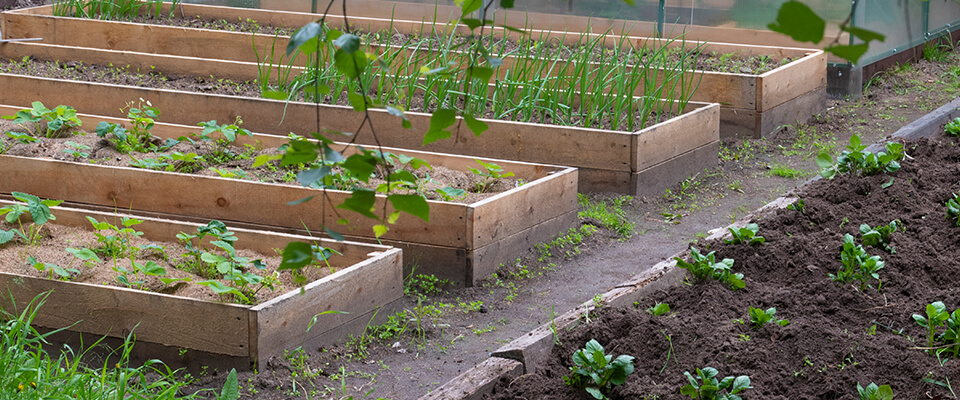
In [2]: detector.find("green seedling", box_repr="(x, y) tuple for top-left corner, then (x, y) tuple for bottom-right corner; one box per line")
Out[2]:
(194, 119), (253, 163)
(2, 101), (82, 138)
(0, 192), (63, 256)
(128, 157), (169, 170)
(830, 234), (884, 291)
(95, 99), (174, 153)
(197, 239), (275, 305)
(857, 382), (893, 400)
(435, 186), (467, 201)
(680, 367), (752, 400)
(65, 247), (101, 268)
(859, 220), (901, 253)
(947, 190), (960, 226)
(159, 152), (205, 173)
(647, 302), (670, 316)
(114, 260), (166, 290)
(563, 339), (635, 400)
(748, 307), (789, 329)
(787, 198), (805, 214)
(468, 159), (514, 194)
(6, 131), (40, 144)
(724, 223), (765, 245)
(176, 220), (238, 277)
(946, 117), (960, 136)
(816, 134), (904, 179)
(27, 256), (79, 281)
(86, 216), (144, 264)
(209, 167), (252, 180)
(61, 141), (90, 161)
(674, 247), (745, 290)
(913, 301), (951, 356)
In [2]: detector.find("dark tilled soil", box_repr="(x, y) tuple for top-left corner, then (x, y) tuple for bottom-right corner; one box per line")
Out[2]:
(487, 137), (960, 399)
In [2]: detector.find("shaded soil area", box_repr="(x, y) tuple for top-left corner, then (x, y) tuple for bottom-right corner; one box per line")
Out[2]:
(488, 136), (960, 399)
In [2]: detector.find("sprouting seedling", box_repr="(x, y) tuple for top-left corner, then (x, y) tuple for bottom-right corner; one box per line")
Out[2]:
(859, 220), (901, 253)
(66, 247), (102, 269)
(913, 301), (950, 356)
(62, 141), (91, 161)
(6, 131), (39, 144)
(816, 134), (905, 179)
(680, 367), (752, 400)
(27, 256), (79, 281)
(947, 190), (960, 226)
(195, 119), (253, 162)
(674, 247), (745, 290)
(0, 192), (63, 256)
(724, 223), (765, 245)
(563, 339), (635, 400)
(945, 117), (960, 136)
(114, 260), (167, 290)
(787, 198), (805, 214)
(96, 99), (174, 153)
(748, 307), (789, 329)
(856, 382), (893, 400)
(830, 234), (884, 292)
(1, 101), (83, 138)
(647, 302), (670, 316)
(468, 159), (515, 193)
(435, 186), (467, 201)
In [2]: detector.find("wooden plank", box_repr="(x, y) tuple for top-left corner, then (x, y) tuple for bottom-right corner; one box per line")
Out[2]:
(0, 74), (642, 172)
(469, 210), (578, 285)
(0, 41), (273, 84)
(719, 106), (759, 139)
(633, 140), (720, 197)
(0, 155), (470, 248)
(635, 103), (719, 171)
(757, 85), (827, 137)
(0, 274), (252, 356)
(468, 168), (578, 249)
(758, 51), (827, 112)
(418, 357), (524, 400)
(252, 247), (402, 360)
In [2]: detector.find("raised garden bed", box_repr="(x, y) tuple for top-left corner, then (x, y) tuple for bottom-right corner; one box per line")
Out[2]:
(1, 3), (824, 138)
(0, 200), (402, 366)
(0, 104), (577, 287)
(419, 99), (960, 399)
(0, 67), (716, 196)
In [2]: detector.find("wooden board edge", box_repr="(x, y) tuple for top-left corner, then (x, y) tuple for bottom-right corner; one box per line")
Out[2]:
(634, 102), (719, 171)
(418, 357), (524, 400)
(758, 51), (827, 112)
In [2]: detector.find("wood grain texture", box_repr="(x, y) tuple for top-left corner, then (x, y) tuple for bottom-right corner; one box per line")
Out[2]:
(418, 357), (523, 400)
(757, 85), (827, 137)
(758, 51), (827, 112)
(634, 103), (719, 170)
(468, 210), (578, 284)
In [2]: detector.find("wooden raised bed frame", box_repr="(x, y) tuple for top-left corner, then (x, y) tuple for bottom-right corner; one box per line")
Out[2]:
(0, 202), (402, 365)
(0, 105), (578, 287)
(1, 2), (823, 138)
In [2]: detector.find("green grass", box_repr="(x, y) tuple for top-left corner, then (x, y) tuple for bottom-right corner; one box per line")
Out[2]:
(767, 163), (810, 179)
(0, 292), (205, 400)
(577, 194), (635, 239)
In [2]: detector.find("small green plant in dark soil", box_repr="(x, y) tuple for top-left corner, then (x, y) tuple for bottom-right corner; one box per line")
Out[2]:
(2, 101), (82, 138)
(857, 382), (893, 400)
(913, 301), (960, 357)
(787, 198), (805, 214)
(468, 159), (514, 193)
(947, 190), (960, 226)
(647, 302), (670, 316)
(817, 134), (905, 179)
(680, 367), (752, 400)
(748, 307), (789, 329)
(859, 220), (901, 253)
(674, 247), (745, 290)
(578, 194), (635, 239)
(62, 141), (90, 161)
(724, 223), (765, 245)
(405, 274), (449, 297)
(564, 339), (635, 400)
(946, 117), (960, 136)
(830, 234), (884, 291)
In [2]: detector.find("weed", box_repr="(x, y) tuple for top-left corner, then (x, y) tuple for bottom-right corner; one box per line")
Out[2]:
(405, 274), (449, 296)
(748, 307), (789, 329)
(647, 302), (670, 316)
(468, 159), (515, 193)
(578, 194), (634, 239)
(767, 163), (809, 179)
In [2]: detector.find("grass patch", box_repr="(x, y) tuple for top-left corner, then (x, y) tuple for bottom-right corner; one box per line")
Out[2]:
(767, 163), (811, 179)
(577, 194), (635, 239)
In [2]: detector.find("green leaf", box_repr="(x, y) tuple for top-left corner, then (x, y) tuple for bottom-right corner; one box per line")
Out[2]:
(334, 49), (369, 79)
(457, 0), (483, 16)
(336, 189), (379, 220)
(324, 227), (345, 241)
(767, 1), (825, 43)
(584, 387), (603, 400)
(341, 153), (378, 183)
(463, 114), (488, 137)
(460, 18), (491, 30)
(348, 92), (368, 112)
(287, 22), (321, 56)
(281, 140), (318, 166)
(297, 167), (331, 187)
(499, 0), (514, 8)
(388, 194), (430, 222)
(333, 33), (360, 53)
(730, 376), (752, 394)
(842, 26), (885, 43)
(0, 230), (14, 245)
(372, 224), (388, 238)
(220, 368), (240, 400)
(824, 44), (870, 64)
(278, 242), (313, 271)
(471, 66), (494, 83)
(423, 109), (457, 145)
(262, 90), (289, 100)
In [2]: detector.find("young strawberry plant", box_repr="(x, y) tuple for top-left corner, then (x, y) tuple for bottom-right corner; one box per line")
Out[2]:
(194, 119), (253, 163)
(830, 234), (884, 291)
(724, 223), (765, 245)
(748, 307), (789, 329)
(95, 99), (176, 153)
(196, 239), (276, 305)
(113, 260), (167, 290)
(859, 220), (901, 253)
(0, 192), (63, 257)
(816, 134), (905, 179)
(857, 382), (893, 400)
(86, 216), (145, 268)
(674, 248), (745, 290)
(469, 159), (516, 194)
(680, 367), (752, 400)
(1, 101), (83, 138)
(176, 220), (238, 277)
(946, 190), (960, 226)
(563, 339), (635, 400)
(27, 255), (79, 281)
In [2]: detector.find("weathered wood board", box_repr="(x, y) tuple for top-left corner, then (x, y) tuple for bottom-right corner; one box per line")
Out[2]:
(0, 105), (578, 286)
(0, 202), (402, 365)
